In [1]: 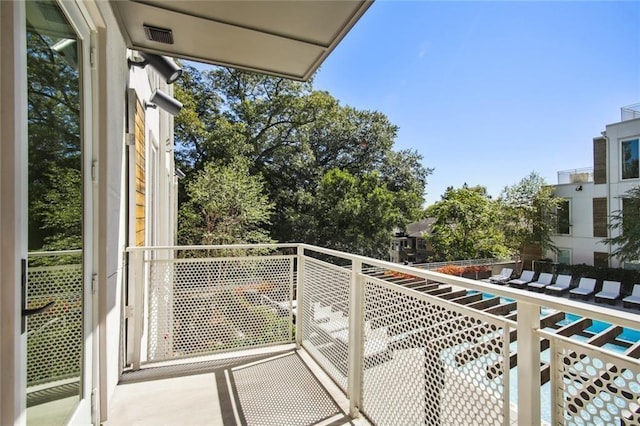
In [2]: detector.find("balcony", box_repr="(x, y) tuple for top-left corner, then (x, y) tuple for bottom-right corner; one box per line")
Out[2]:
(557, 167), (593, 185)
(107, 244), (640, 425)
(621, 103), (640, 122)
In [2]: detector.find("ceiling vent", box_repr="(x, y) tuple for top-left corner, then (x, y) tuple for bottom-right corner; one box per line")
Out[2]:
(143, 25), (174, 45)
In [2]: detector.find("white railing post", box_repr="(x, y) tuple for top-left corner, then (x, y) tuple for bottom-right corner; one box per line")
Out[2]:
(130, 249), (145, 370)
(347, 259), (364, 418)
(549, 337), (561, 426)
(517, 301), (541, 425)
(295, 245), (305, 347)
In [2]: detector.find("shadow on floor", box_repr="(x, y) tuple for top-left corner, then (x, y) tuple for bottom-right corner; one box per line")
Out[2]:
(119, 350), (353, 426)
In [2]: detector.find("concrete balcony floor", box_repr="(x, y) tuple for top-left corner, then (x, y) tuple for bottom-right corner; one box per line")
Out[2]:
(105, 345), (368, 426)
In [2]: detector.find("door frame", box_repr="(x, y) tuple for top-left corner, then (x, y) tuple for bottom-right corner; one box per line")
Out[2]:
(0, 1), (98, 424)
(0, 1), (29, 424)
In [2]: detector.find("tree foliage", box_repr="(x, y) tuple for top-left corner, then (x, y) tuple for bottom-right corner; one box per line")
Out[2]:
(174, 65), (431, 256)
(424, 185), (510, 261)
(27, 30), (82, 251)
(602, 185), (640, 262)
(178, 161), (274, 245)
(499, 172), (560, 257)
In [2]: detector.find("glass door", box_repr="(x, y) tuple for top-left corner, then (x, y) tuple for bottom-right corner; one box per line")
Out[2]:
(24, 1), (92, 424)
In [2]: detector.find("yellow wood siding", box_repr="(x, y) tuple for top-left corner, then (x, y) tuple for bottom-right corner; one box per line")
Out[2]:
(134, 99), (145, 246)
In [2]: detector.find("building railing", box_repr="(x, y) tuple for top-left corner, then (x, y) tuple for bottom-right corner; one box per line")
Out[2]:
(557, 167), (594, 185)
(411, 257), (515, 270)
(126, 244), (640, 425)
(621, 103), (640, 122)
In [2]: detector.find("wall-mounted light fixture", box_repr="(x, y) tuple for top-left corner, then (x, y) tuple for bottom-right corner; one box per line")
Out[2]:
(145, 89), (183, 116)
(128, 52), (182, 84)
(575, 185), (583, 191)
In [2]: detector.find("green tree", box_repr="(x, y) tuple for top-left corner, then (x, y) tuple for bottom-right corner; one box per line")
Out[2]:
(178, 160), (274, 245)
(174, 65), (431, 254)
(309, 169), (403, 258)
(425, 185), (510, 261)
(602, 185), (640, 262)
(499, 172), (560, 259)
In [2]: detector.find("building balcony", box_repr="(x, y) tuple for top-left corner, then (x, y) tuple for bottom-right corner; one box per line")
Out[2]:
(621, 103), (640, 122)
(557, 167), (594, 185)
(104, 244), (639, 425)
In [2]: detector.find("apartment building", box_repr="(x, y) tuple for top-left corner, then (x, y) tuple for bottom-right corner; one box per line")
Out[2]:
(550, 104), (640, 268)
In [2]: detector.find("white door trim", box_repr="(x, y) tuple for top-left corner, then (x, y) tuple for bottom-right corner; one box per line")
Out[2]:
(0, 1), (28, 424)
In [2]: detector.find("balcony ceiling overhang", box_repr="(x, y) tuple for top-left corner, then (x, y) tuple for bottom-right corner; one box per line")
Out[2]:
(110, 0), (372, 81)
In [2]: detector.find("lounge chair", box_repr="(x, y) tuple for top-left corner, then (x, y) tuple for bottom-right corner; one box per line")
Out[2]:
(623, 284), (640, 308)
(527, 273), (554, 292)
(507, 270), (535, 287)
(545, 275), (573, 295)
(569, 277), (597, 300)
(595, 280), (621, 304)
(489, 268), (513, 284)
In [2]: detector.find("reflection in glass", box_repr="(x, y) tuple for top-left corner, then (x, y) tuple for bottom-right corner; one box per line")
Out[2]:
(622, 139), (639, 180)
(26, 1), (83, 424)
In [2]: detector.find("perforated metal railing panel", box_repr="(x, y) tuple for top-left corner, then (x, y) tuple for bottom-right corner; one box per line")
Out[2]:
(300, 257), (351, 392)
(361, 275), (511, 426)
(27, 261), (83, 387)
(551, 337), (640, 425)
(230, 352), (345, 425)
(147, 255), (295, 361)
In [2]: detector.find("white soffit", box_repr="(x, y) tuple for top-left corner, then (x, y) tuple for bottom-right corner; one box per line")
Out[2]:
(110, 0), (372, 81)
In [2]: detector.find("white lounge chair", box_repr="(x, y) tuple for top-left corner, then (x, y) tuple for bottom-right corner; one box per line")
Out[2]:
(545, 275), (572, 295)
(595, 280), (621, 304)
(569, 277), (597, 300)
(507, 270), (535, 288)
(527, 273), (554, 292)
(489, 268), (513, 284)
(623, 284), (640, 308)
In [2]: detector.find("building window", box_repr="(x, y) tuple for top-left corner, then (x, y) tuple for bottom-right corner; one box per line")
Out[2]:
(594, 252), (609, 268)
(556, 199), (570, 235)
(557, 248), (571, 265)
(621, 138), (639, 180)
(592, 197), (608, 238)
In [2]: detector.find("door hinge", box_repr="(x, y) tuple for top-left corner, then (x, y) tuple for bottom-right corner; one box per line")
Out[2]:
(126, 133), (135, 146)
(91, 387), (97, 423)
(125, 305), (134, 318)
(91, 160), (97, 182)
(91, 273), (98, 294)
(90, 47), (96, 69)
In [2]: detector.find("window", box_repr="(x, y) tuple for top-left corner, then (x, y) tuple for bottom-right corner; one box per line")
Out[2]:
(621, 138), (639, 180)
(592, 197), (608, 237)
(556, 199), (570, 234)
(594, 252), (609, 268)
(557, 248), (571, 265)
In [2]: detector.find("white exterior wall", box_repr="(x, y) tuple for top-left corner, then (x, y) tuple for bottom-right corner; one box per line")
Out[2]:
(550, 116), (640, 268)
(551, 182), (609, 265)
(87, 2), (129, 421)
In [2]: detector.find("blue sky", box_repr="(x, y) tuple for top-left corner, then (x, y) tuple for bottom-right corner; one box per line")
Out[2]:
(313, 1), (640, 205)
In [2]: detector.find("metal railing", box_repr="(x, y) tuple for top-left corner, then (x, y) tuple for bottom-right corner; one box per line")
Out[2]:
(126, 244), (640, 425)
(557, 167), (594, 185)
(411, 257), (515, 270)
(621, 103), (640, 122)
